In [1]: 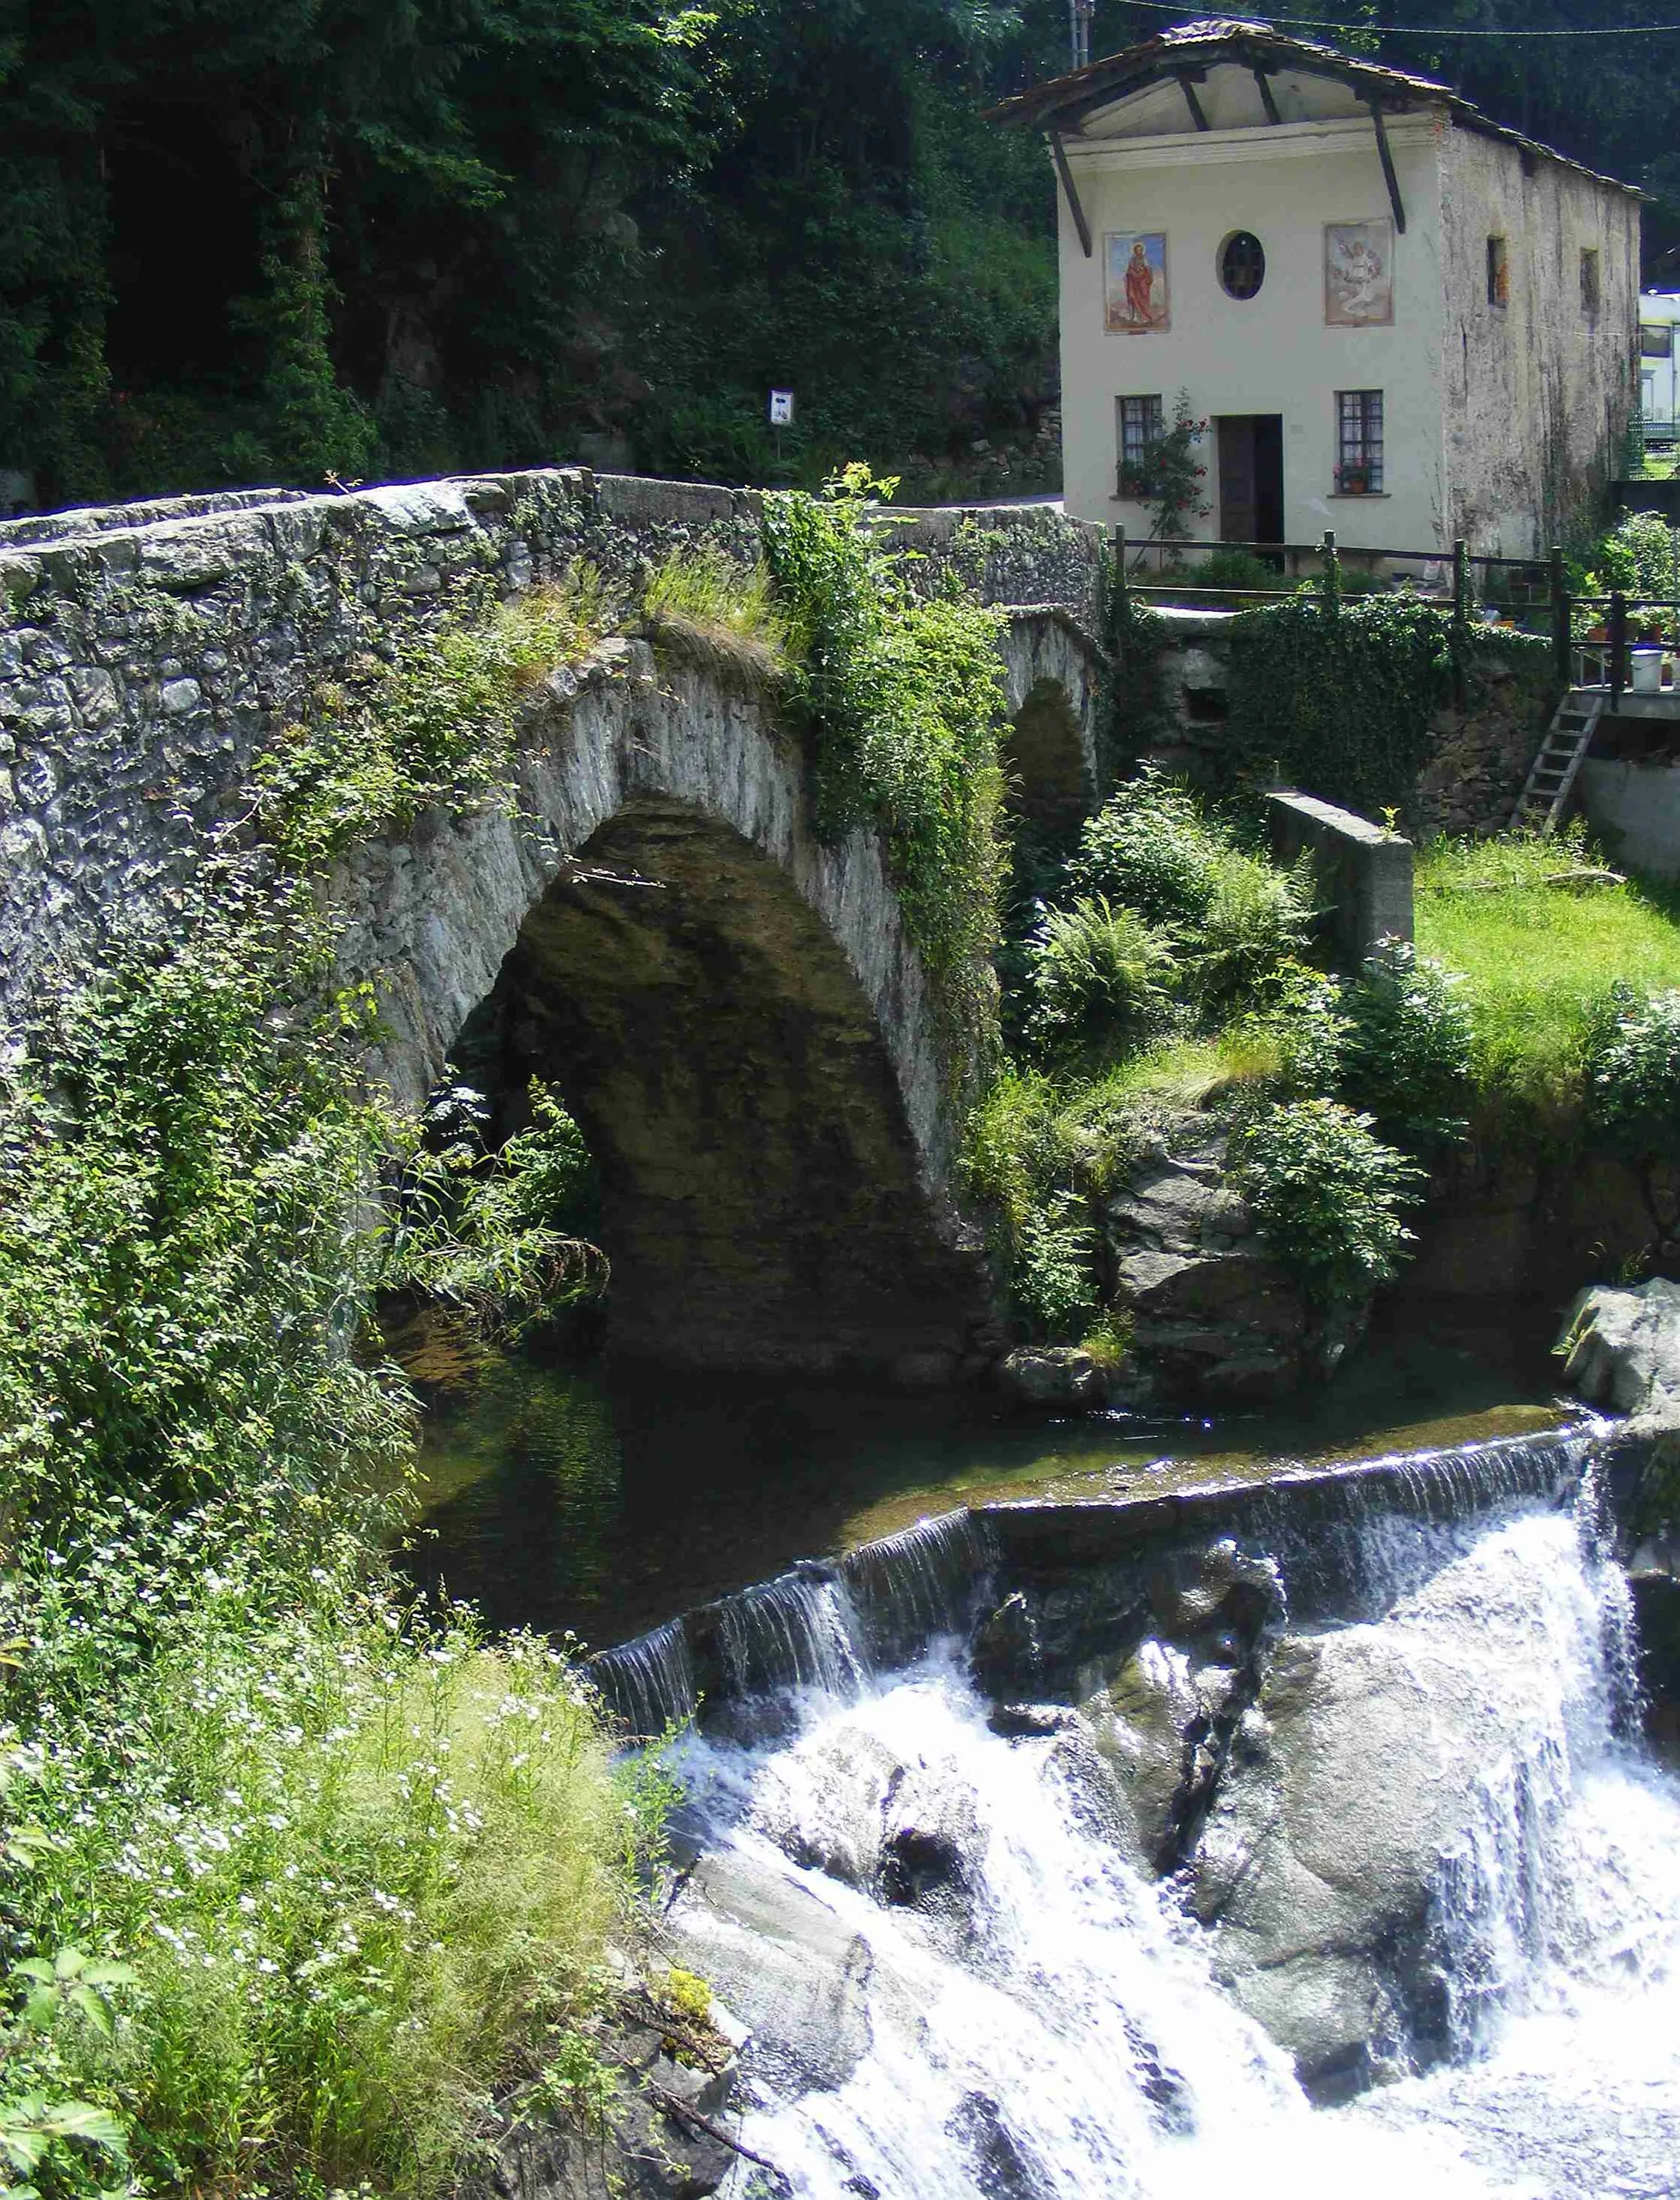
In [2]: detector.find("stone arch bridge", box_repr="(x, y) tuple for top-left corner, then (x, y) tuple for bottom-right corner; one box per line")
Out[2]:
(0, 471), (1107, 1376)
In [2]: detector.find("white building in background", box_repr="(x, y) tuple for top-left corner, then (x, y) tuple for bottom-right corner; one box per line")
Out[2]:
(1641, 293), (1680, 445)
(990, 17), (1641, 558)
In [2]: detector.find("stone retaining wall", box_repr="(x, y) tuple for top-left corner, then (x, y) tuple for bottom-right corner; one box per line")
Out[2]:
(1114, 606), (1558, 836)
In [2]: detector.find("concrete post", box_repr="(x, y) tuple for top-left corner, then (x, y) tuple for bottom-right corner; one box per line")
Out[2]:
(1267, 790), (1413, 973)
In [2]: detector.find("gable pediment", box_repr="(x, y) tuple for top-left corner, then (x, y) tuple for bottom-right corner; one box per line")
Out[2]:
(1078, 59), (1375, 141)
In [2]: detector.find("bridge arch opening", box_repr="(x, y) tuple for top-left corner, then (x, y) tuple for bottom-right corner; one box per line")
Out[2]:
(1002, 675), (1091, 846)
(441, 793), (985, 1377)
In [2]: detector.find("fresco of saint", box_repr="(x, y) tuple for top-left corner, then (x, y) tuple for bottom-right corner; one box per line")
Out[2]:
(1325, 220), (1395, 326)
(1105, 232), (1170, 333)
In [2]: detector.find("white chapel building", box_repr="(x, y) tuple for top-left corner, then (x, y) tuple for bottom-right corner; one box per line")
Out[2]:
(991, 18), (1641, 557)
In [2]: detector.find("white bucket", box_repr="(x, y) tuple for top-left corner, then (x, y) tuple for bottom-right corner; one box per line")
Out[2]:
(1630, 646), (1664, 695)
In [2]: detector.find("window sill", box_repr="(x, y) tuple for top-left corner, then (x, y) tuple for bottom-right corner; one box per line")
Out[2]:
(1327, 490), (1390, 499)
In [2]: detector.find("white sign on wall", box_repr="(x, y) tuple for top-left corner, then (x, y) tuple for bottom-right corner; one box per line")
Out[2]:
(769, 390), (795, 426)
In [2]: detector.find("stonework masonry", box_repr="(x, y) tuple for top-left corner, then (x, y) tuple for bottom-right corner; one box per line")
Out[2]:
(0, 470), (1106, 1036)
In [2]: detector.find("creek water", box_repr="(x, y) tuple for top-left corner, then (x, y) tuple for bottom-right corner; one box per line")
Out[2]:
(664, 1488), (1680, 2200)
(409, 1303), (1572, 1651)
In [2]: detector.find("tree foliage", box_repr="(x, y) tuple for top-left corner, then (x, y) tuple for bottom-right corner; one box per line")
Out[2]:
(0, 0), (1066, 505)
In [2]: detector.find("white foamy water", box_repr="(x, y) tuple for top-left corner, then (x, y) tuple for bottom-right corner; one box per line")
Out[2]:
(665, 1503), (1680, 2198)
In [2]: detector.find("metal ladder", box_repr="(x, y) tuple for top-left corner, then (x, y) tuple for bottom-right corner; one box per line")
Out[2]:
(1509, 691), (1604, 836)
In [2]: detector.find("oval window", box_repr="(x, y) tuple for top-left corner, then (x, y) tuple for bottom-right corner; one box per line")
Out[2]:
(1219, 231), (1266, 300)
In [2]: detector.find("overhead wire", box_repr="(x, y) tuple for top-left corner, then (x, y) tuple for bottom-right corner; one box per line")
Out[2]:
(1108, 3), (1680, 34)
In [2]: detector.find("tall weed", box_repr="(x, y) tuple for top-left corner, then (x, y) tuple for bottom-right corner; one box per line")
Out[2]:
(1, 1502), (647, 2197)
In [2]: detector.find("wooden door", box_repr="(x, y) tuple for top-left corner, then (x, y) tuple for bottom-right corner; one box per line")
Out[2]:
(1217, 417), (1256, 543)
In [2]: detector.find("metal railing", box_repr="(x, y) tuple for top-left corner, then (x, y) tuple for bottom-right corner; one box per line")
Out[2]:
(1111, 529), (1680, 702)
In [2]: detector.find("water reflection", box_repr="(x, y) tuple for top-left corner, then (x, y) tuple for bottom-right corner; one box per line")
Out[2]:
(406, 1303), (1577, 1654)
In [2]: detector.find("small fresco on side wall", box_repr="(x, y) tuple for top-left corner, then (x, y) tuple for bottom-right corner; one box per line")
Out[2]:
(1324, 220), (1394, 325)
(1105, 232), (1170, 332)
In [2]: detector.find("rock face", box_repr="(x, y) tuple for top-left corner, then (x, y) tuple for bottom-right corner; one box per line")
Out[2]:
(459, 1997), (739, 2200)
(1102, 1119), (1367, 1402)
(961, 1431), (1600, 2098)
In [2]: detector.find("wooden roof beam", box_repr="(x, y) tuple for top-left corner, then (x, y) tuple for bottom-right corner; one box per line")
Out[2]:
(1048, 127), (1093, 258)
(1366, 95), (1408, 233)
(1252, 64), (1282, 125)
(1046, 49), (1408, 138)
(1176, 67), (1211, 131)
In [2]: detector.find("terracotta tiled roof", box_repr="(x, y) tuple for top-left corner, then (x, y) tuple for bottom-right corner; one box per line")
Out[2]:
(986, 17), (1641, 197)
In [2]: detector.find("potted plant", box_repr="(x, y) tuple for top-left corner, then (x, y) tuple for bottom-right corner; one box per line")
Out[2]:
(1335, 462), (1368, 495)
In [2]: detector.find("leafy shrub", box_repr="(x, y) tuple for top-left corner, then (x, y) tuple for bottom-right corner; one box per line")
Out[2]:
(393, 1081), (608, 1340)
(1337, 940), (1474, 1153)
(961, 1070), (1134, 1339)
(1593, 509), (1680, 603)
(1235, 1098), (1423, 1303)
(258, 569), (611, 870)
(1025, 897), (1175, 1069)
(1015, 1195), (1101, 1340)
(0, 900), (650, 2197)
(762, 467), (1008, 1057)
(0, 888), (411, 1522)
(1226, 961), (1349, 1098)
(1066, 769), (1223, 929)
(1188, 546), (1283, 594)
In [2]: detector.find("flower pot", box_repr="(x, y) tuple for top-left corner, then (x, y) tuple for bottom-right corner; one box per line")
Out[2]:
(1631, 646), (1664, 695)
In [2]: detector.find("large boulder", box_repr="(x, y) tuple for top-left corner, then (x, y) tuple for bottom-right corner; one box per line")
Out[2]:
(1556, 1279), (1680, 1551)
(1557, 1277), (1680, 1424)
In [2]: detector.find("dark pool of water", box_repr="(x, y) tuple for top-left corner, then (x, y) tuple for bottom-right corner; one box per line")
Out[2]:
(404, 1301), (1581, 1654)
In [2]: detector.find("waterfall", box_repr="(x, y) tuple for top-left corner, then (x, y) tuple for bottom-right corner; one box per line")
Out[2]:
(588, 1508), (991, 1738)
(653, 1461), (1680, 2198)
(588, 1614), (695, 1738)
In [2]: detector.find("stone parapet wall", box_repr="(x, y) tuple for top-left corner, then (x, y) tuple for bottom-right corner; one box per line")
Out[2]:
(0, 470), (1105, 1031)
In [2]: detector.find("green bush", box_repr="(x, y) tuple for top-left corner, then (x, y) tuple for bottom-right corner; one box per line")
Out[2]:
(1593, 509), (1680, 603)
(393, 1081), (608, 1340)
(1188, 546), (1283, 595)
(0, 888), (410, 1522)
(639, 546), (792, 683)
(961, 1070), (1137, 1340)
(1336, 940), (1474, 1154)
(0, 899), (652, 2197)
(258, 571), (612, 870)
(1586, 984), (1680, 1156)
(1227, 961), (1349, 1098)
(1014, 1194), (1102, 1340)
(1025, 897), (1175, 1069)
(1066, 769), (1222, 929)
(1235, 1097), (1423, 1303)
(0, 1503), (652, 2198)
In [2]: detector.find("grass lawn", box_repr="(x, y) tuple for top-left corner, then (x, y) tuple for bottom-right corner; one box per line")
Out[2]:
(1415, 833), (1680, 1136)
